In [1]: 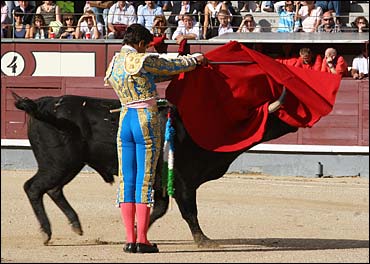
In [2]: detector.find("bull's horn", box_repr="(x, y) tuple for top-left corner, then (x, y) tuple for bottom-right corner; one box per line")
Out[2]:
(268, 87), (287, 113)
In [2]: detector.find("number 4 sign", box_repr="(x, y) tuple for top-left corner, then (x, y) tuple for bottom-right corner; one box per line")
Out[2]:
(1, 52), (25, 76)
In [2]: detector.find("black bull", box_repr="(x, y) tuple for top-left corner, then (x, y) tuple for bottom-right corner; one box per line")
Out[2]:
(12, 92), (297, 247)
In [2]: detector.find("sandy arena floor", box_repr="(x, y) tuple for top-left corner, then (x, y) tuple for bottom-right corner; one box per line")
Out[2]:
(1, 170), (369, 263)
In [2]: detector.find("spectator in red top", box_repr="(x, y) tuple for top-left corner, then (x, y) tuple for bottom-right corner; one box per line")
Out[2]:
(274, 43), (298, 66)
(294, 47), (322, 71)
(321, 47), (348, 77)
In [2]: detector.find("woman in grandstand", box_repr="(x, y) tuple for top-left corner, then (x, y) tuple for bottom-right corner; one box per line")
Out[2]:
(202, 1), (231, 39)
(295, 1), (323, 32)
(26, 14), (49, 39)
(11, 11), (29, 38)
(35, 1), (61, 26)
(351, 16), (369, 33)
(104, 23), (206, 254)
(151, 14), (168, 53)
(58, 13), (76, 39)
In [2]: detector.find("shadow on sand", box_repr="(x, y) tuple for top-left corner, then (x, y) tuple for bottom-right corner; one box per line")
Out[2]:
(48, 237), (369, 253)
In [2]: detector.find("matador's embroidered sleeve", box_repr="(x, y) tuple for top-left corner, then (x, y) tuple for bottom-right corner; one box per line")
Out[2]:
(143, 55), (198, 83)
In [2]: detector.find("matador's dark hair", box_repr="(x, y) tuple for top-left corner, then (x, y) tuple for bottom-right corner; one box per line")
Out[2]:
(122, 24), (153, 46)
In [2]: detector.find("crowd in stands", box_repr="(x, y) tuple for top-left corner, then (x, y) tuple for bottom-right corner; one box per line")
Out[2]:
(2, 1), (369, 39)
(1, 1), (368, 78)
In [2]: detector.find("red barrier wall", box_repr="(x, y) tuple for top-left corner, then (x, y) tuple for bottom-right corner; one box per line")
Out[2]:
(1, 75), (368, 147)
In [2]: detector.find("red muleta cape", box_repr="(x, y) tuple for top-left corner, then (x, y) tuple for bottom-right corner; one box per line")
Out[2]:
(166, 41), (341, 152)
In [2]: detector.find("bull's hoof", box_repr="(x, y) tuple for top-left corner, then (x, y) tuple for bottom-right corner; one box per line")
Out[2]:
(194, 234), (219, 248)
(197, 239), (219, 248)
(71, 222), (83, 236)
(40, 230), (51, 246)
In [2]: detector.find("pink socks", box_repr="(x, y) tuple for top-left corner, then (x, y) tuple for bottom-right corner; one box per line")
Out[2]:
(120, 203), (152, 245)
(120, 203), (136, 243)
(135, 203), (151, 245)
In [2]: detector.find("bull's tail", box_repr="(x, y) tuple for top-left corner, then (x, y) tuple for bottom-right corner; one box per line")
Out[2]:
(12, 91), (38, 116)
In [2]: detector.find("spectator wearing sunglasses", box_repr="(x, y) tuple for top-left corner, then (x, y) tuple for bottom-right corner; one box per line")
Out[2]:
(59, 13), (76, 39)
(351, 16), (369, 33)
(317, 11), (341, 33)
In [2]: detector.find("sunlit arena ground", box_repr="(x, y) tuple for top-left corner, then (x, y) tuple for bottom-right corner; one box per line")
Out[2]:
(1, 170), (369, 263)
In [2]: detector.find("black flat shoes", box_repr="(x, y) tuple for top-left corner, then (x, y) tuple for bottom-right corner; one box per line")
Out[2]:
(123, 243), (137, 253)
(136, 243), (159, 253)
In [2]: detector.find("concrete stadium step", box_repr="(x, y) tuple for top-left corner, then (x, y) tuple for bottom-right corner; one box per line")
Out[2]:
(350, 1), (369, 13)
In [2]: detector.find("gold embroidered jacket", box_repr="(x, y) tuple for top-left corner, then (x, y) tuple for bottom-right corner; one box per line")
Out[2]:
(105, 45), (198, 105)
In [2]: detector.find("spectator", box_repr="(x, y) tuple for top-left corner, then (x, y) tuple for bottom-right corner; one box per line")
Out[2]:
(11, 10), (30, 38)
(84, 1), (113, 28)
(107, 1), (137, 39)
(151, 14), (168, 53)
(275, 1), (295, 32)
(321, 47), (348, 77)
(295, 1), (323, 32)
(5, 1), (17, 22)
(315, 1), (340, 15)
(137, 1), (164, 32)
(351, 16), (369, 33)
(351, 46), (369, 80)
(35, 1), (61, 26)
(1, 1), (10, 38)
(167, 1), (203, 36)
(202, 1), (230, 39)
(152, 14), (167, 37)
(317, 10), (341, 32)
(156, 1), (171, 11)
(217, 9), (233, 36)
(172, 13), (200, 43)
(294, 47), (322, 71)
(314, 1), (349, 24)
(75, 9), (104, 39)
(26, 13), (49, 39)
(274, 43), (298, 66)
(221, 1), (239, 29)
(13, 1), (36, 26)
(237, 14), (261, 32)
(58, 13), (76, 39)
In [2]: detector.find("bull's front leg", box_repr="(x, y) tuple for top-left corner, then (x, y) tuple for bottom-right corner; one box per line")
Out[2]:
(174, 184), (218, 248)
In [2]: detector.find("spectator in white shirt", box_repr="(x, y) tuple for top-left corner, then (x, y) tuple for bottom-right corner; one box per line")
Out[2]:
(137, 1), (163, 32)
(172, 13), (200, 43)
(351, 47), (369, 80)
(107, 1), (137, 39)
(237, 14), (261, 33)
(76, 10), (104, 39)
(295, 1), (323, 32)
(217, 9), (233, 36)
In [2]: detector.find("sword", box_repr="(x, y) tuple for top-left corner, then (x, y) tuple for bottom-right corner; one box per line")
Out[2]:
(208, 61), (255, 65)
